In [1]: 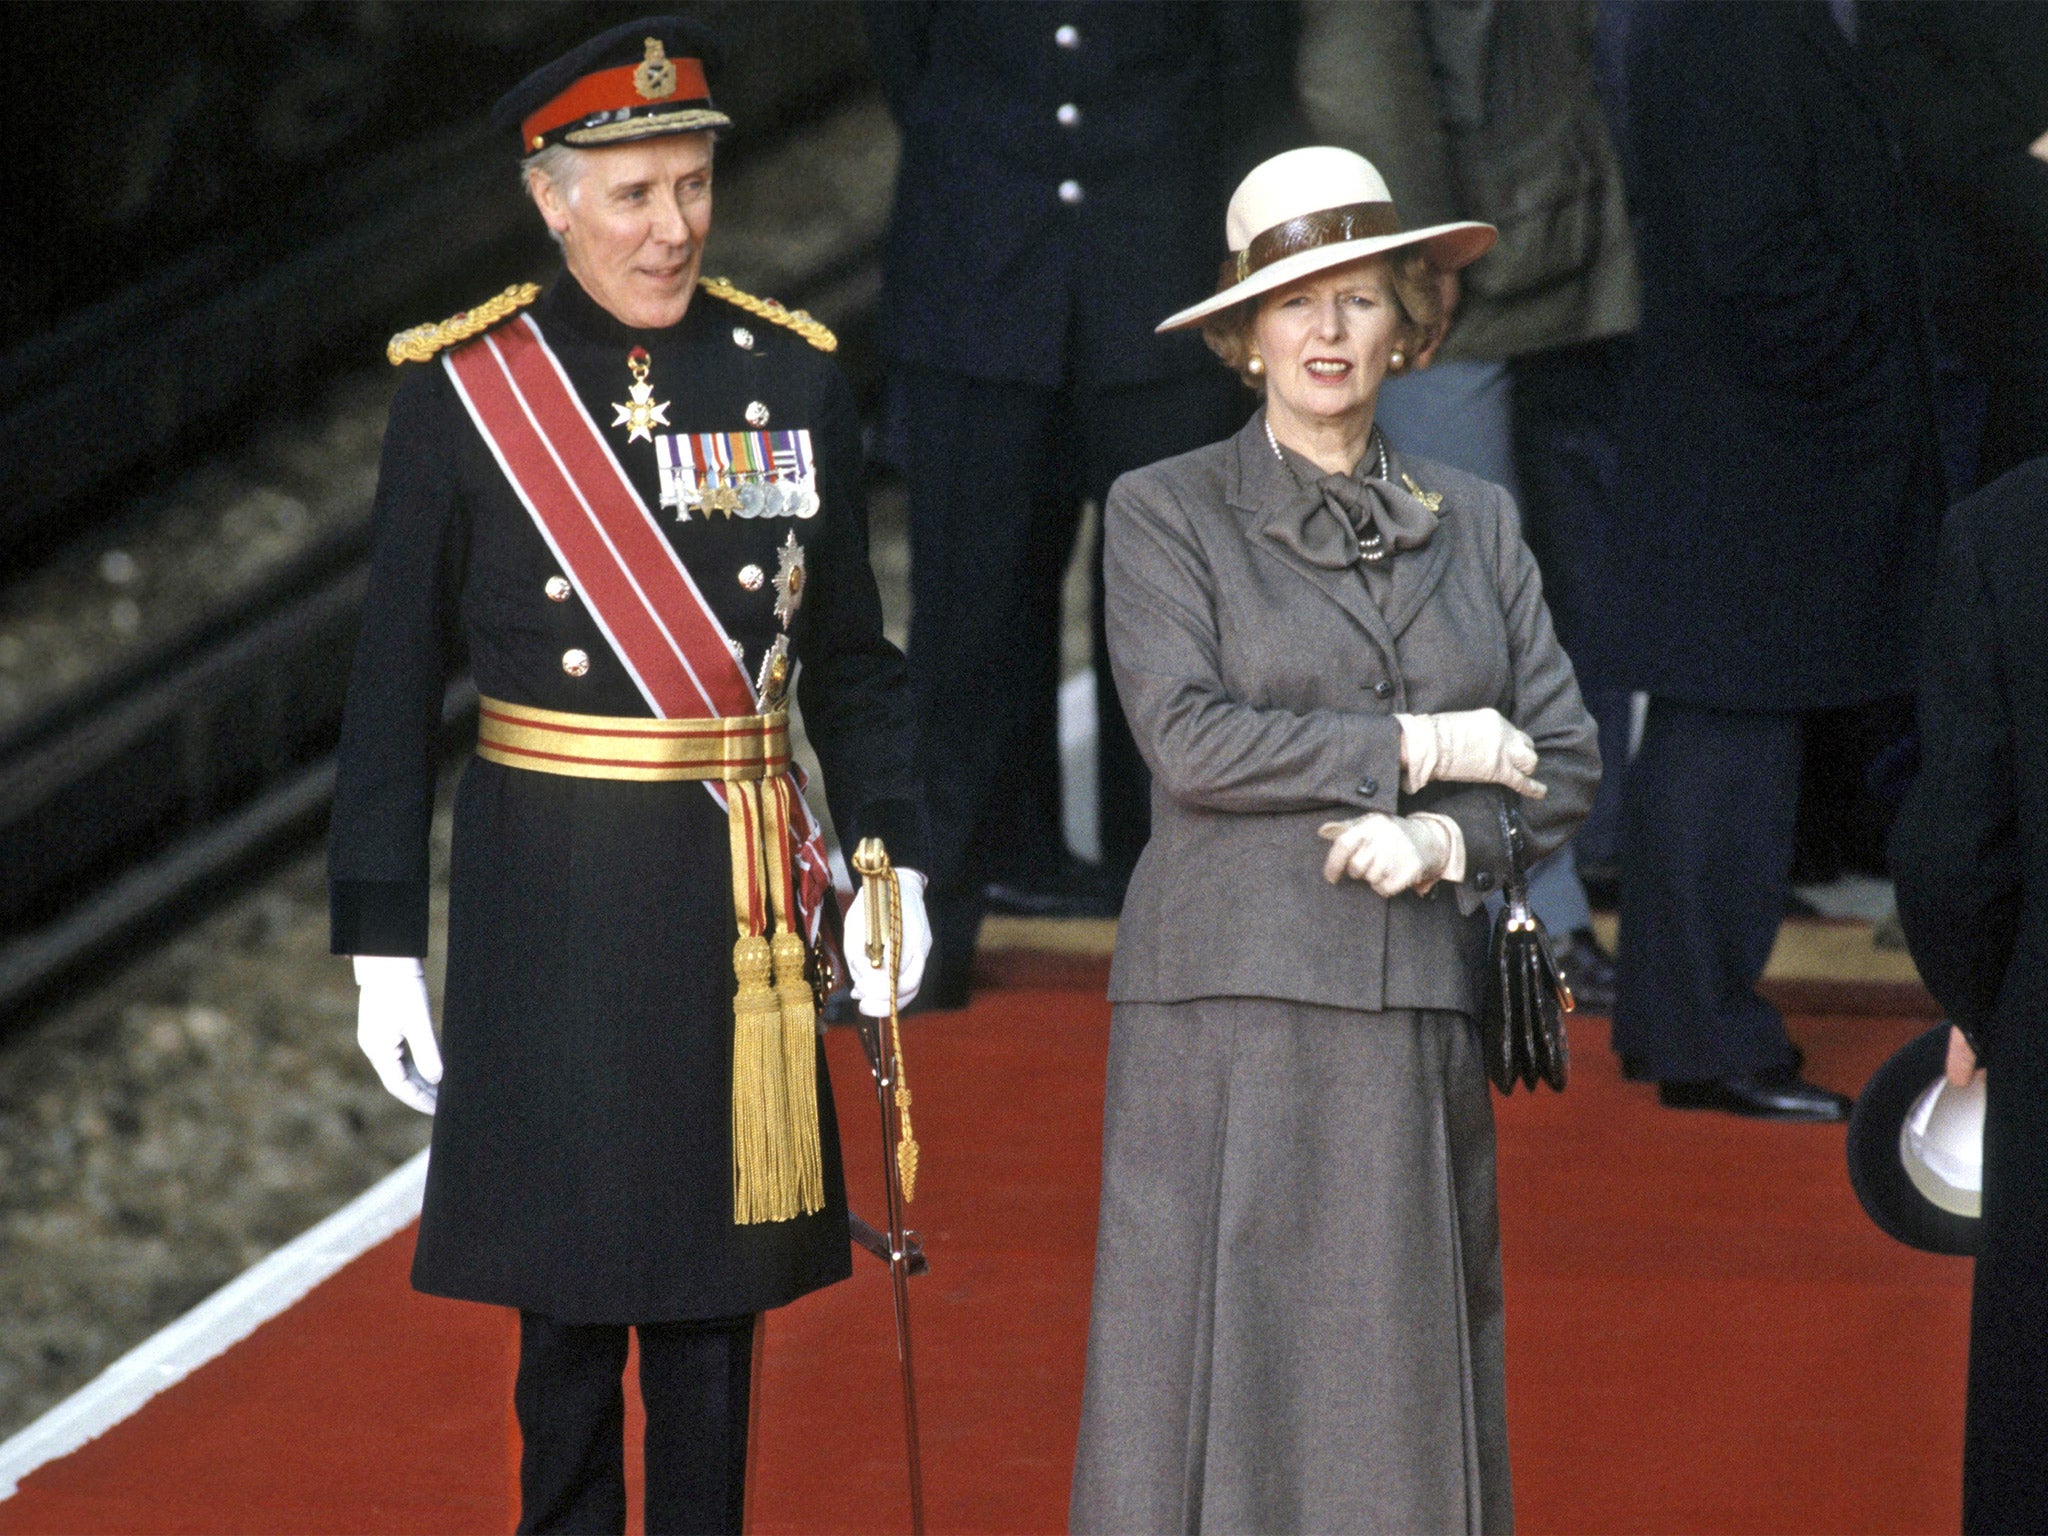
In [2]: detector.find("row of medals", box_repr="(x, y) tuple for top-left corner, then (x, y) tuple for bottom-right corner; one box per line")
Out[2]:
(612, 345), (820, 521)
(676, 472), (819, 522)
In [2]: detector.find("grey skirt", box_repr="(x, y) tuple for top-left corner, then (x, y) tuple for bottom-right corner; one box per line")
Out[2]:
(1070, 999), (1511, 1536)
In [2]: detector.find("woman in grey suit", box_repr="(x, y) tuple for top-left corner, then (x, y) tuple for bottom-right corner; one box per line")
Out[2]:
(1070, 148), (1600, 1535)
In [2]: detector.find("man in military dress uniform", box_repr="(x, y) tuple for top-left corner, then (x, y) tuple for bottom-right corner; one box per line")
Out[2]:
(328, 19), (931, 1533)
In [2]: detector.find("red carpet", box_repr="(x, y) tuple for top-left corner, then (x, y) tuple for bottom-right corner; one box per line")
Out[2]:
(0, 978), (1968, 1534)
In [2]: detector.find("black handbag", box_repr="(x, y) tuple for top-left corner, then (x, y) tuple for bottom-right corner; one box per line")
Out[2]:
(1479, 794), (1575, 1094)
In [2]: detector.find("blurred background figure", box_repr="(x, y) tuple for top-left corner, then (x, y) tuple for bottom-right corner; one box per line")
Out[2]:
(863, 2), (1297, 1007)
(1890, 455), (2048, 1536)
(1608, 0), (1945, 1120)
(1865, 2), (2048, 489)
(1296, 0), (1639, 1011)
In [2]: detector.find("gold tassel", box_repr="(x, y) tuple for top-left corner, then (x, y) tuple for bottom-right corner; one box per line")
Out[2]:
(731, 933), (794, 1223)
(773, 930), (825, 1215)
(729, 779), (796, 1225)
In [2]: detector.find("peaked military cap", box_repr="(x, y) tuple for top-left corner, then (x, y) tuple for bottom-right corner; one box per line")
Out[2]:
(491, 15), (730, 155)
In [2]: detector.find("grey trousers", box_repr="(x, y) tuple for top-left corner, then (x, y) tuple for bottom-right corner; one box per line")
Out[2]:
(1071, 999), (1513, 1535)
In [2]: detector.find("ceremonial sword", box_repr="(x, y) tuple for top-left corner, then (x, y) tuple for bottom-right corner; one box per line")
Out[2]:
(850, 837), (927, 1536)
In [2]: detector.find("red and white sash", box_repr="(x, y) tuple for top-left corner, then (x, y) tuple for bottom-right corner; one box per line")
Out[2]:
(442, 314), (836, 957)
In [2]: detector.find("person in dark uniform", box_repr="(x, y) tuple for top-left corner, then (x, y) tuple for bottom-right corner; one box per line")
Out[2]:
(1607, 0), (1944, 1120)
(1890, 456), (2048, 1534)
(861, 2), (1297, 1005)
(328, 19), (931, 1533)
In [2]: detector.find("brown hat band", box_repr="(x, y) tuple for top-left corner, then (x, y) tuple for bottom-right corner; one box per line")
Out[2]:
(1215, 201), (1404, 295)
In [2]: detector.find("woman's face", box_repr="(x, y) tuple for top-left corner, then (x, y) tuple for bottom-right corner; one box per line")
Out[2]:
(1252, 257), (1404, 435)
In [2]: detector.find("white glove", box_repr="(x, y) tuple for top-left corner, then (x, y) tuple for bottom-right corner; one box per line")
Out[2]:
(1319, 812), (1460, 897)
(353, 956), (442, 1114)
(842, 870), (932, 1017)
(1396, 708), (1546, 799)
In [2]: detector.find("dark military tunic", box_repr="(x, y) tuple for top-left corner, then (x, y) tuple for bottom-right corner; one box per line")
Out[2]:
(329, 272), (925, 1323)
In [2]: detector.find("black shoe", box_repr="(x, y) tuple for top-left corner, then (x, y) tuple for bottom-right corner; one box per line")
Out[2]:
(1623, 1043), (1804, 1083)
(982, 857), (1126, 919)
(1555, 927), (1616, 1014)
(1657, 1068), (1850, 1122)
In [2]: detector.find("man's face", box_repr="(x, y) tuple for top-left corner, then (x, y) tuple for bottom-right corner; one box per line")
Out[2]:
(533, 133), (714, 330)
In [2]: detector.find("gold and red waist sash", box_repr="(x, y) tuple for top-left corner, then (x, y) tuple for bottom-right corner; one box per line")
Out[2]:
(476, 695), (824, 1227)
(477, 696), (791, 781)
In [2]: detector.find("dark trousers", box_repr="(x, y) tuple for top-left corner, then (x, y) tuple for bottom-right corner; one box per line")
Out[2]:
(899, 367), (1242, 985)
(1610, 701), (1805, 1081)
(515, 1311), (754, 1536)
(1510, 337), (1633, 872)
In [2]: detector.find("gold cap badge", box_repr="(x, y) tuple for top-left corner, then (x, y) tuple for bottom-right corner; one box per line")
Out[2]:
(634, 38), (678, 100)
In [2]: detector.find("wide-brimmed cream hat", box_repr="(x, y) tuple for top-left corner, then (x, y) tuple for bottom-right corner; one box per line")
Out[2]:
(1157, 146), (1497, 333)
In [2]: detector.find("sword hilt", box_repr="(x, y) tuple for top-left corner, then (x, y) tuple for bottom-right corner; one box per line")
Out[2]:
(852, 837), (892, 968)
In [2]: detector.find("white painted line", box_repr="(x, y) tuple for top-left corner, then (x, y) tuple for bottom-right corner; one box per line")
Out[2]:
(0, 1148), (429, 1500)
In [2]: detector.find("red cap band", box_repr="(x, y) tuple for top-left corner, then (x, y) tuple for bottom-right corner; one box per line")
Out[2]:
(522, 56), (712, 149)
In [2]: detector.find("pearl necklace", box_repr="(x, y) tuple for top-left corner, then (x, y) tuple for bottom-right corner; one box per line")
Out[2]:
(1265, 418), (1392, 562)
(1264, 417), (1390, 483)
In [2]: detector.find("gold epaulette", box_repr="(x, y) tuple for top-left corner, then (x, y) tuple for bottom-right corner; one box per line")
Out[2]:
(699, 276), (837, 353)
(386, 283), (542, 365)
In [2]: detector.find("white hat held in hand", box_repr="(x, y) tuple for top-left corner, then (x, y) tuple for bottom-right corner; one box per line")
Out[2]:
(1157, 146), (1497, 333)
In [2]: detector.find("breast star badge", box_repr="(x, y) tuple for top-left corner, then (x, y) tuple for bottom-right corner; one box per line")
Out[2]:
(773, 532), (806, 628)
(612, 347), (671, 444)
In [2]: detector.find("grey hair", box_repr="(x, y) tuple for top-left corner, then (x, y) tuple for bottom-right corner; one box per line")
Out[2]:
(520, 144), (589, 249)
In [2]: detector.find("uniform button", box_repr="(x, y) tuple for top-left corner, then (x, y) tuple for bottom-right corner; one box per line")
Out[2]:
(561, 648), (590, 677)
(1056, 102), (1081, 128)
(738, 564), (765, 591)
(544, 576), (573, 603)
(745, 400), (770, 426)
(1358, 777), (1378, 797)
(1055, 22), (1081, 48)
(1373, 680), (1392, 698)
(1058, 179), (1084, 205)
(1475, 870), (1496, 891)
(732, 325), (755, 350)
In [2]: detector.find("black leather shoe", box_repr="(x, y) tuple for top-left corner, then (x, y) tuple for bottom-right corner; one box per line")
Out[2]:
(1555, 927), (1616, 1014)
(1657, 1068), (1850, 1122)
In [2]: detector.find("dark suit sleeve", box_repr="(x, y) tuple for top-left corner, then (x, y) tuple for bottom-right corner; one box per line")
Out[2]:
(328, 364), (469, 957)
(1890, 505), (2023, 1045)
(860, 1), (936, 123)
(1634, 5), (1887, 398)
(1863, 1), (2048, 269)
(793, 366), (929, 871)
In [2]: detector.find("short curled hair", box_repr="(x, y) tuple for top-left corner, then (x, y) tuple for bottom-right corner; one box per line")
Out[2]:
(1202, 251), (1446, 392)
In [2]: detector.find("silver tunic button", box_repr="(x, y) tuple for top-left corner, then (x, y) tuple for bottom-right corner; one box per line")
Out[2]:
(1055, 23), (1081, 48)
(745, 400), (770, 426)
(1056, 102), (1080, 128)
(544, 575), (572, 602)
(738, 564), (765, 591)
(561, 648), (590, 677)
(1058, 179), (1084, 206)
(733, 326), (755, 350)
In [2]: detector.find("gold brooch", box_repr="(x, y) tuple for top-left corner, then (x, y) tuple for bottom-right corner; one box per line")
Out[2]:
(634, 37), (677, 100)
(1401, 473), (1444, 512)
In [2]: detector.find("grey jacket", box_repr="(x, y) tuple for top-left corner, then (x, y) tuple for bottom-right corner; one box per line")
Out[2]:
(1297, 0), (1640, 362)
(1105, 412), (1599, 1015)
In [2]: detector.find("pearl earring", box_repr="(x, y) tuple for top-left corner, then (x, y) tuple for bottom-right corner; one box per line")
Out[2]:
(1389, 350), (1407, 371)
(1247, 355), (1265, 377)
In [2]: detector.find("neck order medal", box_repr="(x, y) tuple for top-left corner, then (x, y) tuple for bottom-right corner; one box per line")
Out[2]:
(612, 347), (671, 444)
